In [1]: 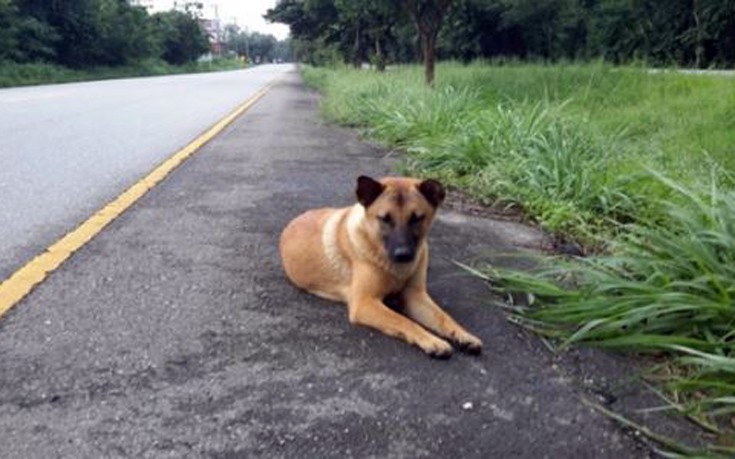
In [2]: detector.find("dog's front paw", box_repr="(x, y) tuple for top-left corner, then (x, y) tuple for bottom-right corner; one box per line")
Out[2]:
(453, 332), (483, 356)
(420, 336), (453, 359)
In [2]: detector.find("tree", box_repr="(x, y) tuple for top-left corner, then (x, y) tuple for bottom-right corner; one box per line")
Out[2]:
(499, 0), (577, 60)
(152, 10), (209, 65)
(272, 38), (293, 62)
(29, 0), (107, 67)
(267, 0), (404, 69)
(224, 26), (289, 64)
(0, 0), (20, 61)
(268, 0), (735, 70)
(399, 0), (454, 85)
(98, 1), (158, 66)
(680, 0), (735, 67)
(224, 24), (249, 58)
(11, 0), (158, 67)
(337, 0), (404, 71)
(265, 0), (342, 65)
(439, 0), (522, 62)
(11, 14), (59, 62)
(247, 32), (277, 63)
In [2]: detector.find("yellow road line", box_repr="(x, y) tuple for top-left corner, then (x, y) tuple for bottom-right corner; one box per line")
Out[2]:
(0, 82), (274, 319)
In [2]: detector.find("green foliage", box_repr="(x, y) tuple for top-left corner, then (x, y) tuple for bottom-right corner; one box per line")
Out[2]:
(293, 38), (343, 66)
(224, 26), (288, 63)
(302, 62), (735, 236)
(480, 174), (735, 441)
(266, 0), (405, 67)
(0, 0), (56, 62)
(0, 57), (245, 88)
(13, 0), (156, 67)
(0, 59), (78, 86)
(0, 0), (17, 59)
(152, 10), (209, 65)
(0, 0), (287, 78)
(270, 0), (735, 68)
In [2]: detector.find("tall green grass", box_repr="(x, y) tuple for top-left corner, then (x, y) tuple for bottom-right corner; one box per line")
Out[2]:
(302, 62), (735, 452)
(478, 174), (735, 452)
(303, 63), (735, 238)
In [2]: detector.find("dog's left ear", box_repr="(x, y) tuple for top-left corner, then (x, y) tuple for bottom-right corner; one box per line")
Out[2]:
(418, 179), (445, 208)
(356, 175), (385, 208)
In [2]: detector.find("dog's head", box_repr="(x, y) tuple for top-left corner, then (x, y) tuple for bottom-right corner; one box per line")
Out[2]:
(355, 175), (445, 264)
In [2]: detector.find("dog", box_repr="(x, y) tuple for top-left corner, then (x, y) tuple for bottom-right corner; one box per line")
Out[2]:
(279, 175), (482, 358)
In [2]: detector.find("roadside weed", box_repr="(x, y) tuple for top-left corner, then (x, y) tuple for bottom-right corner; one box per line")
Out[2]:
(482, 174), (735, 440)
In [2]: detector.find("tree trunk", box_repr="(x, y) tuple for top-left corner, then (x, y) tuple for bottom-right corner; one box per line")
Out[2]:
(352, 25), (362, 68)
(423, 33), (436, 86)
(402, 0), (453, 86)
(375, 37), (386, 72)
(692, 0), (704, 68)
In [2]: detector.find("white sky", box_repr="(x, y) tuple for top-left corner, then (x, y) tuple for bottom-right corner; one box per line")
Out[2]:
(211, 1), (290, 40)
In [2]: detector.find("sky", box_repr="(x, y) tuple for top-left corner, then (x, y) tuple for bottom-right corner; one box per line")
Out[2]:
(210, 1), (290, 40)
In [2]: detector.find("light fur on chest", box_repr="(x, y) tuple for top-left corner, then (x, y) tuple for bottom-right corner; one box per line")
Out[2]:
(321, 208), (351, 281)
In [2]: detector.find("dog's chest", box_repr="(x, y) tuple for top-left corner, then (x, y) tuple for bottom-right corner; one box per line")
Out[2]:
(321, 209), (352, 280)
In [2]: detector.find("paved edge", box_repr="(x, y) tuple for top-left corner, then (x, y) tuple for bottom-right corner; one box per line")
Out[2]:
(0, 82), (275, 319)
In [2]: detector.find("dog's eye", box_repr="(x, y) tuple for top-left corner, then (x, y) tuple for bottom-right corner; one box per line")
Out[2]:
(409, 213), (425, 225)
(378, 214), (393, 225)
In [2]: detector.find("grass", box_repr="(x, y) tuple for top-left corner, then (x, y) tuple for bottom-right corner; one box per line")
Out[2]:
(0, 57), (247, 88)
(302, 61), (735, 453)
(303, 62), (735, 239)
(478, 173), (735, 454)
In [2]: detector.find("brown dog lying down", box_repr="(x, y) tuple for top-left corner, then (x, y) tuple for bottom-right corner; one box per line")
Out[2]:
(279, 176), (482, 358)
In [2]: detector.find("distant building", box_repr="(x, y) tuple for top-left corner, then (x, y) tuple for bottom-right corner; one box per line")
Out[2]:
(200, 17), (225, 55)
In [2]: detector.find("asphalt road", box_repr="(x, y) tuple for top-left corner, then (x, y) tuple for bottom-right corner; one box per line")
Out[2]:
(0, 69), (702, 457)
(0, 64), (292, 279)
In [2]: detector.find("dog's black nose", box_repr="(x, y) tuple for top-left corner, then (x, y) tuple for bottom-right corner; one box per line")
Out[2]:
(391, 246), (415, 263)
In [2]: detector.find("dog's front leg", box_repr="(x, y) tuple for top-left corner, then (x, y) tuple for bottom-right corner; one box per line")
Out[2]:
(402, 287), (483, 355)
(348, 296), (453, 358)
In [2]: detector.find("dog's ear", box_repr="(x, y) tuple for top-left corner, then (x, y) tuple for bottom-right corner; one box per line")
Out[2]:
(418, 179), (445, 208)
(356, 176), (385, 208)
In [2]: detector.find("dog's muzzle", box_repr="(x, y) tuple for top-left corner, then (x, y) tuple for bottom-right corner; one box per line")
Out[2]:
(390, 246), (416, 263)
(386, 225), (418, 263)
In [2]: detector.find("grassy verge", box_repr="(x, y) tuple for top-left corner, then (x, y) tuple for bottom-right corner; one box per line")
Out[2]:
(302, 62), (735, 453)
(303, 62), (734, 238)
(0, 58), (247, 88)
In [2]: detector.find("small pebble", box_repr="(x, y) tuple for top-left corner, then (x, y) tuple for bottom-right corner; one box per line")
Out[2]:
(462, 401), (473, 410)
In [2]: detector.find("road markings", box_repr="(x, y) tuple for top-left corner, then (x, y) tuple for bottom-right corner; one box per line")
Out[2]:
(0, 82), (274, 319)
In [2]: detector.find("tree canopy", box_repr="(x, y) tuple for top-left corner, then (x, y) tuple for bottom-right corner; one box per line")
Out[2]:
(224, 26), (291, 64)
(267, 0), (735, 73)
(0, 0), (290, 69)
